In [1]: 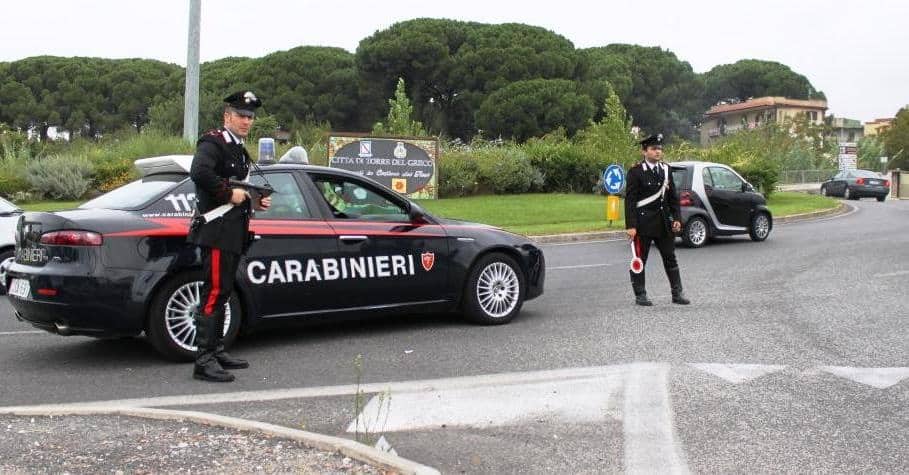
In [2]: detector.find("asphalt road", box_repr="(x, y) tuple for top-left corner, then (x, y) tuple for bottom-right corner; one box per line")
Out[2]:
(1, 198), (907, 473)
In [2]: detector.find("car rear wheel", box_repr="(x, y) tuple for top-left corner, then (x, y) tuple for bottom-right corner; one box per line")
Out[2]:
(462, 252), (525, 325)
(749, 212), (771, 242)
(877, 195), (886, 202)
(844, 187), (857, 200)
(146, 271), (241, 361)
(681, 216), (709, 248)
(0, 249), (15, 296)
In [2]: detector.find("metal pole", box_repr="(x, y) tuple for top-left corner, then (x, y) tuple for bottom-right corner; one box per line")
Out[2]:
(182, 0), (201, 142)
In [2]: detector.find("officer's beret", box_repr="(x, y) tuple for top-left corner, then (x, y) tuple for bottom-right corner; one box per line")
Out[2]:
(224, 91), (261, 117)
(639, 133), (664, 148)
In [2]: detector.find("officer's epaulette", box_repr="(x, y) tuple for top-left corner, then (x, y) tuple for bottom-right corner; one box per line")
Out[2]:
(631, 163), (642, 169)
(199, 128), (230, 145)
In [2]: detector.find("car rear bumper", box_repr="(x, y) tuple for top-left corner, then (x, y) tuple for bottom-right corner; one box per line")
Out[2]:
(6, 268), (149, 337)
(849, 185), (889, 197)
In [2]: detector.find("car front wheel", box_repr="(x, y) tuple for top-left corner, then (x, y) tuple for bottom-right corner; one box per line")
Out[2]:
(146, 271), (241, 361)
(820, 185), (827, 196)
(681, 216), (709, 248)
(749, 212), (771, 242)
(463, 253), (525, 325)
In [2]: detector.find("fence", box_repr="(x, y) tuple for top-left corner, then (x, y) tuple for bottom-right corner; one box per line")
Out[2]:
(779, 169), (837, 184)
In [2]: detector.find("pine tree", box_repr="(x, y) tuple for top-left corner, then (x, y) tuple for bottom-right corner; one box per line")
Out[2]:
(372, 78), (427, 136)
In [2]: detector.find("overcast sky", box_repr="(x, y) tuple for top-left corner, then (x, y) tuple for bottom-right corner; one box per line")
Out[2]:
(2, 0), (906, 122)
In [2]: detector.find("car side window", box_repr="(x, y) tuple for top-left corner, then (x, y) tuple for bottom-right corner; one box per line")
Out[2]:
(708, 167), (744, 192)
(311, 175), (409, 222)
(249, 173), (312, 220)
(702, 168), (714, 188)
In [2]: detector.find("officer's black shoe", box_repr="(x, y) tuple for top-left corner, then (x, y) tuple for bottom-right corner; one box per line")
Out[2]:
(193, 353), (235, 383)
(667, 267), (691, 305)
(214, 346), (248, 369)
(671, 291), (691, 305)
(635, 293), (654, 306)
(193, 314), (235, 382)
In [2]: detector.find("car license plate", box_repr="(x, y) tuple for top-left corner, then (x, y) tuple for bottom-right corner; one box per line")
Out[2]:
(8, 278), (30, 299)
(868, 179), (879, 185)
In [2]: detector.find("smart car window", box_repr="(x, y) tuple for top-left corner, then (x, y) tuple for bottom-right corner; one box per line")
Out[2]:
(709, 167), (743, 192)
(80, 174), (185, 210)
(311, 175), (408, 221)
(249, 173), (312, 219)
(702, 168), (714, 188)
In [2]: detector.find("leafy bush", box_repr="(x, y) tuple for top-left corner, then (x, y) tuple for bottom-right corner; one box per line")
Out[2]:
(26, 155), (95, 200)
(523, 134), (605, 193)
(438, 150), (479, 197)
(474, 146), (540, 194)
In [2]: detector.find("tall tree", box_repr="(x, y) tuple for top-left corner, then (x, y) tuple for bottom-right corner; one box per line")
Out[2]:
(372, 78), (427, 136)
(883, 107), (909, 170)
(476, 79), (594, 142)
(702, 59), (825, 106)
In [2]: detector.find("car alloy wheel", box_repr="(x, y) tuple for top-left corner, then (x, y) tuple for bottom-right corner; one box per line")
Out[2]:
(165, 281), (231, 352)
(844, 187), (852, 199)
(476, 262), (520, 318)
(682, 217), (708, 248)
(749, 213), (771, 242)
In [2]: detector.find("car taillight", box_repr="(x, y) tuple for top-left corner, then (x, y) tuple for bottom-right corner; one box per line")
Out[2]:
(679, 191), (694, 207)
(856, 178), (865, 185)
(884, 180), (890, 187)
(40, 230), (103, 246)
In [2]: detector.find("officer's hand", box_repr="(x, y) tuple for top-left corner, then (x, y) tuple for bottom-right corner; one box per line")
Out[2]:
(672, 220), (682, 233)
(230, 188), (249, 205)
(626, 228), (637, 240)
(257, 196), (272, 210)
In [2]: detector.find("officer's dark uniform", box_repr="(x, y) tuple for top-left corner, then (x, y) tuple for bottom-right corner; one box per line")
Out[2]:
(624, 134), (690, 306)
(188, 91), (261, 382)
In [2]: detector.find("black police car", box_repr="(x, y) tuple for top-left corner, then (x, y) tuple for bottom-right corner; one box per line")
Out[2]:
(6, 155), (545, 360)
(669, 161), (772, 248)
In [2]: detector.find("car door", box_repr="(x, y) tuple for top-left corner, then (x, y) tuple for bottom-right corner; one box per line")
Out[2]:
(307, 172), (451, 308)
(705, 166), (750, 227)
(241, 171), (343, 317)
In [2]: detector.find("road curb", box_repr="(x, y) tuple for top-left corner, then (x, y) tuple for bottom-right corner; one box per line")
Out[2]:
(529, 202), (849, 244)
(0, 405), (440, 475)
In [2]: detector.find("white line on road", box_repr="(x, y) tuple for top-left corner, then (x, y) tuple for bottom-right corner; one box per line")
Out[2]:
(623, 363), (689, 475)
(0, 331), (47, 336)
(548, 263), (615, 270)
(872, 270), (909, 278)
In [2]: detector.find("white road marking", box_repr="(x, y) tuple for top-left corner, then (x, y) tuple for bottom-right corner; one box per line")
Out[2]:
(544, 238), (626, 247)
(689, 363), (786, 384)
(346, 375), (621, 433)
(872, 270), (909, 278)
(623, 363), (689, 475)
(819, 366), (909, 389)
(548, 263), (615, 270)
(0, 330), (47, 336)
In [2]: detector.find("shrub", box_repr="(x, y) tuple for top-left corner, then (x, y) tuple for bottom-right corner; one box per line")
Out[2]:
(438, 150), (479, 197)
(474, 146), (538, 194)
(26, 155), (95, 200)
(523, 136), (605, 193)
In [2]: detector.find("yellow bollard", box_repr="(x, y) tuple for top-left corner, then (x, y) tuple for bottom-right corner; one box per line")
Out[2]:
(606, 195), (620, 221)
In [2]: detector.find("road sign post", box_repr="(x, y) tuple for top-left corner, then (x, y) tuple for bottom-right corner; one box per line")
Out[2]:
(602, 165), (625, 226)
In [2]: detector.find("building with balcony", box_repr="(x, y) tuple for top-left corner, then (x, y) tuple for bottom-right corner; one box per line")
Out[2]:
(863, 118), (893, 136)
(700, 96), (828, 144)
(829, 117), (864, 143)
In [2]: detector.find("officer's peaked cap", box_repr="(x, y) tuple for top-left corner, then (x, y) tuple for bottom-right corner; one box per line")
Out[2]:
(224, 91), (261, 117)
(639, 133), (664, 148)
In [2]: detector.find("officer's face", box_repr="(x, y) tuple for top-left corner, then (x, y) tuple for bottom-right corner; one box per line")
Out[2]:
(223, 110), (255, 138)
(642, 145), (663, 162)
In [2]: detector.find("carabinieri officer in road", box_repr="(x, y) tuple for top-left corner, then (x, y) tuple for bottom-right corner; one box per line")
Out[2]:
(188, 91), (271, 382)
(624, 133), (690, 306)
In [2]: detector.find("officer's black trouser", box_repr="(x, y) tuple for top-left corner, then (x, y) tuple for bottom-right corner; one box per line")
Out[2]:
(199, 246), (240, 318)
(629, 234), (678, 292)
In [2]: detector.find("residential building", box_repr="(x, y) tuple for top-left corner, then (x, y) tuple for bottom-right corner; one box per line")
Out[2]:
(829, 117), (864, 143)
(863, 118), (893, 136)
(700, 96), (828, 144)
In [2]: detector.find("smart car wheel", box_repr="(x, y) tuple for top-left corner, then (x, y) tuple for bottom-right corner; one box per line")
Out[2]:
(463, 252), (525, 325)
(681, 216), (708, 248)
(749, 212), (771, 242)
(146, 271), (241, 361)
(0, 249), (15, 296)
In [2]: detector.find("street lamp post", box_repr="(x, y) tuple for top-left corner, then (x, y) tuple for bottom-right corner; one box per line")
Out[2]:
(182, 0), (201, 142)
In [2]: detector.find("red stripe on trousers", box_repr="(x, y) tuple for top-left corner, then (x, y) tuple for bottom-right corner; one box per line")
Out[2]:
(203, 248), (221, 316)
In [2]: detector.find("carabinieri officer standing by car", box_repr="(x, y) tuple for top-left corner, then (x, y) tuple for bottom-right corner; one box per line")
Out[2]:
(188, 91), (271, 382)
(624, 133), (690, 306)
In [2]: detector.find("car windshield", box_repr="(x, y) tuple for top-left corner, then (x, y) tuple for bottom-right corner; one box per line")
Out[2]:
(80, 174), (186, 210)
(0, 196), (20, 213)
(851, 170), (881, 178)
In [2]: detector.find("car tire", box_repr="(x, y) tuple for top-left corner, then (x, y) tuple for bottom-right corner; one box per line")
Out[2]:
(749, 212), (771, 242)
(0, 249), (15, 296)
(462, 252), (525, 325)
(820, 185), (827, 196)
(146, 271), (242, 361)
(844, 187), (857, 200)
(877, 195), (886, 202)
(681, 216), (709, 248)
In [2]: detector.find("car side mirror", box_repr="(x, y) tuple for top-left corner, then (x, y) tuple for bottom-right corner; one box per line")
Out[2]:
(741, 182), (754, 192)
(407, 202), (428, 223)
